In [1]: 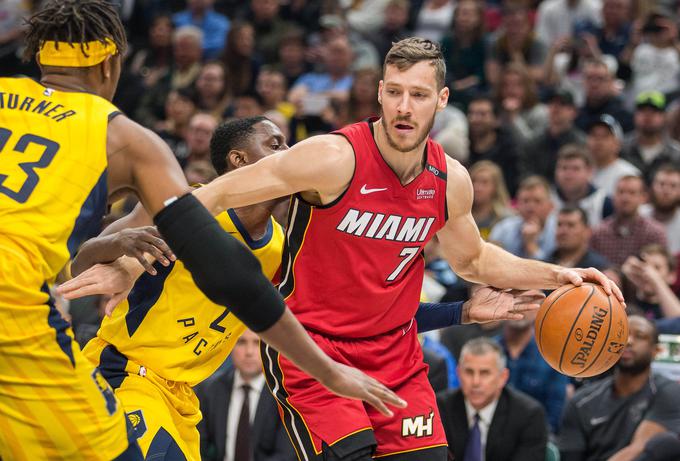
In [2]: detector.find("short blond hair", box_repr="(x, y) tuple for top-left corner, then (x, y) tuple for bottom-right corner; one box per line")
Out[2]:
(384, 37), (446, 90)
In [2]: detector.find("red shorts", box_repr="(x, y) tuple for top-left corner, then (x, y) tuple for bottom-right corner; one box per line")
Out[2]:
(260, 320), (447, 459)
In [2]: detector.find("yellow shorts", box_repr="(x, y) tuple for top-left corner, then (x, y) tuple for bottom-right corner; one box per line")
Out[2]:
(0, 248), (133, 460)
(84, 337), (202, 461)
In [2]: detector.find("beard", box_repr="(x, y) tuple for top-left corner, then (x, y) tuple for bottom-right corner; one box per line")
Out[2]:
(381, 109), (436, 153)
(616, 357), (652, 376)
(652, 195), (678, 214)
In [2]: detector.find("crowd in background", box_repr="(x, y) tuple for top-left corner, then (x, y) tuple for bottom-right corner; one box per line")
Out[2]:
(3, 0), (680, 460)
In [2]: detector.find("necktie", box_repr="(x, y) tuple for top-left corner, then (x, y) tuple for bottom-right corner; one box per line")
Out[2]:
(234, 384), (252, 461)
(463, 413), (482, 461)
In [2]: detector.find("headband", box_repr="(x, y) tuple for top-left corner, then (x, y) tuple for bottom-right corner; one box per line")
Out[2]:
(38, 39), (117, 67)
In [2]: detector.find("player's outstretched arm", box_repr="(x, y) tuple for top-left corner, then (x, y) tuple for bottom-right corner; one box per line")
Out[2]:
(437, 158), (624, 302)
(71, 203), (171, 276)
(194, 134), (354, 214)
(106, 116), (404, 415)
(415, 288), (545, 332)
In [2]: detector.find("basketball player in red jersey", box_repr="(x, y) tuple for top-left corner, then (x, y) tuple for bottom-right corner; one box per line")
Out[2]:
(190, 38), (623, 460)
(210, 39), (619, 460)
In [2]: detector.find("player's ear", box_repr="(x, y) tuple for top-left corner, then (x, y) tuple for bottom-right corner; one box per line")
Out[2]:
(100, 55), (113, 80)
(377, 80), (384, 105)
(228, 149), (248, 169)
(437, 86), (449, 111)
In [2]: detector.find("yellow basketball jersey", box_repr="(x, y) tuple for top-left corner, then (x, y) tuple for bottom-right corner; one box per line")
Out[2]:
(0, 77), (115, 296)
(94, 209), (284, 386)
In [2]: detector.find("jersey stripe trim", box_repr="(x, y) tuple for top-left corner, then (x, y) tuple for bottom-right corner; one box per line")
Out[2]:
(227, 208), (274, 249)
(279, 198), (312, 299)
(261, 342), (321, 460)
(97, 345), (129, 390)
(125, 261), (175, 336)
(41, 283), (75, 367)
(66, 169), (108, 258)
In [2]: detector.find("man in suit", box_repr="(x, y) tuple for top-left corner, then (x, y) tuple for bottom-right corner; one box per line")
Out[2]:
(197, 329), (296, 461)
(437, 337), (548, 461)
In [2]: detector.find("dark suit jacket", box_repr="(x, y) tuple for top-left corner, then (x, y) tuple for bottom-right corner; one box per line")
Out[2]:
(196, 370), (296, 461)
(436, 386), (548, 461)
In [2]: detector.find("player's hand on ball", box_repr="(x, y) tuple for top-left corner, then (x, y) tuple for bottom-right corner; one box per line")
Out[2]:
(462, 286), (545, 323)
(113, 226), (175, 274)
(322, 363), (407, 417)
(57, 257), (139, 316)
(557, 267), (625, 306)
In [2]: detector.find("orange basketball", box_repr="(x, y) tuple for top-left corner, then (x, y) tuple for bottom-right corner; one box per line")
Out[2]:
(535, 283), (628, 378)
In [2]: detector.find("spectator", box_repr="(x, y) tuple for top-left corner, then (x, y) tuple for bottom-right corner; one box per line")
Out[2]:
(278, 0), (321, 32)
(490, 176), (557, 260)
(593, 0), (633, 73)
(221, 22), (260, 98)
(588, 114), (641, 196)
(256, 68), (295, 119)
(184, 113), (219, 168)
(437, 337), (548, 461)
(535, 0), (601, 49)
(622, 244), (680, 321)
(440, 0), (487, 108)
(0, 0), (30, 76)
(469, 161), (513, 241)
(522, 89), (586, 182)
(340, 68), (381, 126)
(184, 159), (217, 185)
(499, 311), (570, 434)
(156, 88), (198, 162)
(467, 94), (521, 196)
(273, 29), (310, 88)
(413, 0), (456, 43)
(232, 92), (265, 119)
(195, 61), (231, 119)
(371, 0), (413, 62)
(628, 8), (680, 104)
(313, 15), (380, 72)
(345, 0), (391, 37)
(590, 175), (667, 266)
(171, 25), (204, 90)
(552, 144), (614, 227)
(550, 206), (611, 270)
(127, 14), (173, 96)
(485, 2), (547, 87)
(543, 28), (618, 107)
(622, 91), (680, 182)
(559, 316), (680, 461)
(173, 0), (230, 59)
(639, 164), (680, 254)
(134, 24), (203, 127)
(576, 59), (634, 133)
(244, 0), (296, 65)
(495, 62), (549, 143)
(197, 329), (296, 461)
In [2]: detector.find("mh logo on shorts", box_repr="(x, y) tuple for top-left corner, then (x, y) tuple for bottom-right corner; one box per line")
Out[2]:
(401, 410), (434, 438)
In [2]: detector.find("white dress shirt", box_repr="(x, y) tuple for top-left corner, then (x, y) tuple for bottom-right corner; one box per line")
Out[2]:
(464, 398), (499, 461)
(225, 372), (266, 461)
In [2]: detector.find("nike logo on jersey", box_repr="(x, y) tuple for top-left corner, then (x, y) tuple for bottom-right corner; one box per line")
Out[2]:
(589, 416), (609, 426)
(360, 185), (388, 194)
(336, 208), (435, 242)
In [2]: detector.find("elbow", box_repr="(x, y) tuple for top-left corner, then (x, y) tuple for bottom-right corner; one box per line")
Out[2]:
(453, 254), (483, 283)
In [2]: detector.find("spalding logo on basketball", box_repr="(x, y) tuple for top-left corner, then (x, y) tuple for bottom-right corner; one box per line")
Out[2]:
(535, 283), (628, 377)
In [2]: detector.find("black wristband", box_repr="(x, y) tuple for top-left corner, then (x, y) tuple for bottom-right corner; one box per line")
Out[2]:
(154, 194), (285, 332)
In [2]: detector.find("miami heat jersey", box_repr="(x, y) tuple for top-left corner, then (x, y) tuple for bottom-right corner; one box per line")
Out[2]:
(280, 120), (448, 338)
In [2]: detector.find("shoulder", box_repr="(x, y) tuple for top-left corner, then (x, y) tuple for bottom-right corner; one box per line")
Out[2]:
(571, 377), (612, 406)
(653, 373), (680, 395)
(504, 387), (544, 414)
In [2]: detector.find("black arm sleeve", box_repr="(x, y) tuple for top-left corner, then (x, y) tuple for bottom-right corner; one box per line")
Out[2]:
(153, 194), (285, 332)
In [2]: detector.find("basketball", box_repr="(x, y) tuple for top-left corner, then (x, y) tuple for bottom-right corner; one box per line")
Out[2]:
(535, 283), (628, 378)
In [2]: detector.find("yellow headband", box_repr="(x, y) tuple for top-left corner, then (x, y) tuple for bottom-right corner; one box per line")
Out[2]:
(38, 39), (117, 67)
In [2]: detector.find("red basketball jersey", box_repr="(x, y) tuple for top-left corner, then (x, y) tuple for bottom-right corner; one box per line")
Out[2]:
(279, 120), (449, 338)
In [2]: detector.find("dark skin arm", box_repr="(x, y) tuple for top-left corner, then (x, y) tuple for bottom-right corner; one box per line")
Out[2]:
(94, 116), (406, 415)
